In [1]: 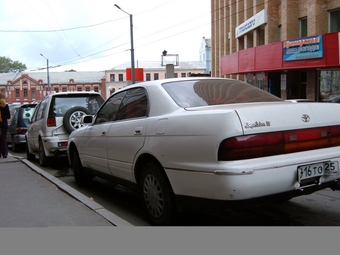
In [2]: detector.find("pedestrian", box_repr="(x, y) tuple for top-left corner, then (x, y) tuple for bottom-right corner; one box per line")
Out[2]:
(0, 92), (10, 158)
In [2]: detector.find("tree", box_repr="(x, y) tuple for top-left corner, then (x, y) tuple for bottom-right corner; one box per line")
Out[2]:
(0, 56), (27, 73)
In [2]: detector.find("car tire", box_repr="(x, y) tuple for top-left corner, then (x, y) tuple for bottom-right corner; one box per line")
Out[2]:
(39, 139), (49, 166)
(11, 135), (19, 152)
(72, 149), (93, 186)
(140, 162), (177, 226)
(63, 106), (91, 134)
(26, 139), (35, 161)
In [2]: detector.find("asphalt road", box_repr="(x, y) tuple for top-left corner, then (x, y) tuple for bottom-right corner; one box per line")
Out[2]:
(10, 148), (340, 226)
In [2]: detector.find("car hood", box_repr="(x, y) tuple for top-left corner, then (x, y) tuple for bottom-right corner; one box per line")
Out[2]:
(185, 101), (340, 135)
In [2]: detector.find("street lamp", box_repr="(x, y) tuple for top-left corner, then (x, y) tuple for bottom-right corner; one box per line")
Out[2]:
(40, 53), (50, 92)
(114, 4), (135, 85)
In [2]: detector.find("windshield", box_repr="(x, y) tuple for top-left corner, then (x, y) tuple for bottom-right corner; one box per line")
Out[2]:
(162, 79), (282, 108)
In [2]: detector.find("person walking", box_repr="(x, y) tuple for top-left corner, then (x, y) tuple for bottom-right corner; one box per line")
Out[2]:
(0, 92), (10, 158)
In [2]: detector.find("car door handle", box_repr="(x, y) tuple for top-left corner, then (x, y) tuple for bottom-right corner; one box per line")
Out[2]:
(134, 127), (143, 135)
(101, 132), (106, 136)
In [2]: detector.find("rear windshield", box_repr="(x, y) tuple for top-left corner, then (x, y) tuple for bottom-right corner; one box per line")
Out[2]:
(162, 79), (282, 108)
(20, 105), (36, 127)
(51, 95), (104, 117)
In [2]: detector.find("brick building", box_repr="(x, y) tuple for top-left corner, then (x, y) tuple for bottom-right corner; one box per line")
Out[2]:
(0, 71), (106, 104)
(211, 0), (340, 102)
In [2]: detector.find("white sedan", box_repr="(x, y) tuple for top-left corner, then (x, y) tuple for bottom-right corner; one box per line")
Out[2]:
(68, 78), (340, 225)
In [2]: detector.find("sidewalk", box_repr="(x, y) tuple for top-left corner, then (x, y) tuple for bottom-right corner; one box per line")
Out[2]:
(0, 154), (133, 227)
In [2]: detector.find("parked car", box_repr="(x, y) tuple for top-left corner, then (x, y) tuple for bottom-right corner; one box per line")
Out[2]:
(67, 78), (340, 225)
(7, 103), (37, 152)
(26, 91), (104, 166)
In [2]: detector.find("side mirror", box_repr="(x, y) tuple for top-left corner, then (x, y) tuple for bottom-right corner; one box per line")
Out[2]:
(82, 115), (94, 124)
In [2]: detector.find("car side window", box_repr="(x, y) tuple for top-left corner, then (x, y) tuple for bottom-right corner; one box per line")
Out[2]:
(34, 99), (48, 122)
(116, 87), (148, 121)
(95, 91), (125, 124)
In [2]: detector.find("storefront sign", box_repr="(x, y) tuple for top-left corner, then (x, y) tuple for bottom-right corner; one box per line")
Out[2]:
(235, 9), (267, 38)
(283, 35), (323, 61)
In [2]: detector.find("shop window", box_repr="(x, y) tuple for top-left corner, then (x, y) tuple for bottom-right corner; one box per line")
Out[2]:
(110, 74), (115, 81)
(330, 9), (340, 32)
(181, 73), (186, 78)
(320, 70), (340, 103)
(300, 17), (307, 37)
(154, 73), (159, 80)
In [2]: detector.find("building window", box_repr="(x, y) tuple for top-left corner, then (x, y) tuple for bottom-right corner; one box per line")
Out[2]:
(300, 17), (307, 37)
(77, 87), (82, 91)
(85, 87), (90, 91)
(146, 73), (151, 81)
(62, 87), (67, 92)
(54, 88), (59, 93)
(154, 73), (159, 80)
(110, 74), (115, 81)
(32, 89), (36, 98)
(94, 87), (99, 92)
(24, 89), (28, 98)
(330, 9), (340, 32)
(1, 89), (5, 94)
(15, 89), (20, 98)
(119, 74), (123, 81)
(181, 73), (186, 78)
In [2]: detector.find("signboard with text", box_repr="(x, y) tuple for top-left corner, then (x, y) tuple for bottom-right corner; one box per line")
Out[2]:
(283, 35), (323, 61)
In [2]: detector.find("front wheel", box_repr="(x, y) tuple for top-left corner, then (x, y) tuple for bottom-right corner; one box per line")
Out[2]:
(140, 162), (177, 226)
(26, 139), (35, 161)
(39, 139), (49, 166)
(72, 149), (93, 186)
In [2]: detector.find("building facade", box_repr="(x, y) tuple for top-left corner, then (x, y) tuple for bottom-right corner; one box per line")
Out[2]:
(211, 0), (340, 102)
(105, 61), (207, 95)
(199, 37), (212, 74)
(0, 71), (106, 104)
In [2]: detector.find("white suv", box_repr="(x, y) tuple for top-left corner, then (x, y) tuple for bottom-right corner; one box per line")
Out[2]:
(26, 91), (104, 166)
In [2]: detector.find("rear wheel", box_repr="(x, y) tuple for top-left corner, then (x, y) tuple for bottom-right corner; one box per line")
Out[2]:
(72, 149), (93, 186)
(11, 136), (19, 152)
(140, 162), (177, 226)
(38, 139), (49, 166)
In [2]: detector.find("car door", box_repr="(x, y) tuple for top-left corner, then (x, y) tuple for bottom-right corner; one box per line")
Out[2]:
(106, 87), (148, 182)
(79, 91), (125, 175)
(27, 98), (48, 152)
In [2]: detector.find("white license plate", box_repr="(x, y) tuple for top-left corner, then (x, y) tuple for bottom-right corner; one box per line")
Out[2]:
(298, 161), (339, 182)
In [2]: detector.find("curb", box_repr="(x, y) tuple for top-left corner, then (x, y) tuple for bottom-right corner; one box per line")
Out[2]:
(12, 155), (133, 226)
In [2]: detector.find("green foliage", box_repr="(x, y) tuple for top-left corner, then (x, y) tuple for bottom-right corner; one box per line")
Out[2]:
(0, 56), (27, 73)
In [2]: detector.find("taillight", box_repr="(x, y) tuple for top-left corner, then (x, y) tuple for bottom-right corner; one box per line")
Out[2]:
(15, 127), (28, 134)
(47, 117), (56, 127)
(218, 125), (340, 161)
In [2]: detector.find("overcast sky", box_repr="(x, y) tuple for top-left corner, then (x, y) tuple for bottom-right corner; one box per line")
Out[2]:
(0, 0), (211, 72)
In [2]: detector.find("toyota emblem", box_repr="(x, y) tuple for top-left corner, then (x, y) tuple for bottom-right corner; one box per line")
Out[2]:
(301, 114), (310, 122)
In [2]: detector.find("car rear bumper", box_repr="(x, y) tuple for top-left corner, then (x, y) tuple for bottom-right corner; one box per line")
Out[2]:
(174, 180), (339, 213)
(165, 149), (340, 201)
(42, 137), (68, 157)
(13, 134), (26, 144)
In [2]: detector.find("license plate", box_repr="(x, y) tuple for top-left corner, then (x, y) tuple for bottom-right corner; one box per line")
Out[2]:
(298, 161), (339, 182)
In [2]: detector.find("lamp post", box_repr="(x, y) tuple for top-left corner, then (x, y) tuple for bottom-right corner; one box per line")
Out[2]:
(40, 53), (50, 92)
(114, 4), (135, 84)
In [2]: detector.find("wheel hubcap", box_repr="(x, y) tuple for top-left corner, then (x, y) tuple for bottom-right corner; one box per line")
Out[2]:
(143, 174), (164, 218)
(69, 111), (86, 129)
